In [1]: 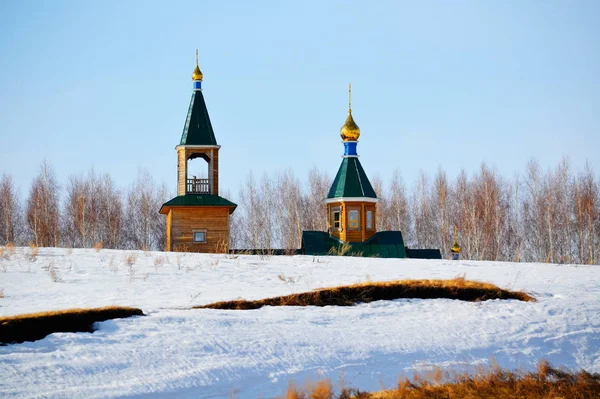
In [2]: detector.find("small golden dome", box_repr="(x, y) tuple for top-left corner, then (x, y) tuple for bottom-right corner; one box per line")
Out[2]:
(451, 241), (461, 254)
(192, 49), (203, 81)
(192, 64), (203, 81)
(340, 110), (360, 141)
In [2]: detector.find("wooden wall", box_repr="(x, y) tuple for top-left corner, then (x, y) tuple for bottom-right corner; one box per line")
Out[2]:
(166, 206), (230, 252)
(327, 201), (377, 243)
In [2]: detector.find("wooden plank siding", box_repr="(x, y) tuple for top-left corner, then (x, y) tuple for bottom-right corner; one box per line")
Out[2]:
(327, 201), (377, 243)
(167, 206), (230, 252)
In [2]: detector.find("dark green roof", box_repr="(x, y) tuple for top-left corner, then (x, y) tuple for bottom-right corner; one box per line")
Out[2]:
(327, 157), (377, 199)
(300, 231), (407, 258)
(405, 248), (442, 259)
(159, 195), (237, 214)
(180, 90), (217, 146)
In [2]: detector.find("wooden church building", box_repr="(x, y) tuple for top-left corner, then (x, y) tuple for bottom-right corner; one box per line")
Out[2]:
(159, 53), (236, 252)
(301, 85), (441, 259)
(160, 54), (439, 258)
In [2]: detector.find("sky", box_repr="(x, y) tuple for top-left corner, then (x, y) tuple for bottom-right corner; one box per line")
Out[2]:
(0, 1), (599, 200)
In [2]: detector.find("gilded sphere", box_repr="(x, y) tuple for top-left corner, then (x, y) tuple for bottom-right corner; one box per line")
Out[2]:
(340, 111), (360, 141)
(451, 242), (462, 253)
(192, 64), (203, 81)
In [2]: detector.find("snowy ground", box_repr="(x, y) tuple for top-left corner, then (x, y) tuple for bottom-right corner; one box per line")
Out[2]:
(0, 247), (599, 398)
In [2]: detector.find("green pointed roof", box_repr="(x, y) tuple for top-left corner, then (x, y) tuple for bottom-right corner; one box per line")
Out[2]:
(180, 90), (217, 146)
(327, 157), (377, 199)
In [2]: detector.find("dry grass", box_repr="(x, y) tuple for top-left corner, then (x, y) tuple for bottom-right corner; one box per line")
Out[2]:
(0, 242), (16, 260)
(280, 362), (600, 399)
(0, 306), (144, 345)
(153, 255), (165, 270)
(196, 277), (534, 310)
(0, 288), (4, 298)
(283, 379), (334, 399)
(93, 241), (103, 252)
(26, 242), (39, 262)
(47, 260), (61, 282)
(373, 361), (599, 399)
(124, 252), (137, 267)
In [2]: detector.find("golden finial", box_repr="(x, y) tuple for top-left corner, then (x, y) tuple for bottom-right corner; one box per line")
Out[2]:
(451, 226), (461, 254)
(340, 83), (360, 141)
(192, 49), (203, 81)
(348, 83), (352, 113)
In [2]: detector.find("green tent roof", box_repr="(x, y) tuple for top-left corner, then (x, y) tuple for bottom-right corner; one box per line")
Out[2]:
(180, 90), (217, 146)
(159, 194), (237, 214)
(327, 157), (377, 199)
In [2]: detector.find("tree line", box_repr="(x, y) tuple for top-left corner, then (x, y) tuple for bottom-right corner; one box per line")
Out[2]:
(1, 158), (598, 264)
(0, 162), (167, 251)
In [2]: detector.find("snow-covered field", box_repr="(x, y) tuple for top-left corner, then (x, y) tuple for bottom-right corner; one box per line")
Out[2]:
(1, 247), (599, 398)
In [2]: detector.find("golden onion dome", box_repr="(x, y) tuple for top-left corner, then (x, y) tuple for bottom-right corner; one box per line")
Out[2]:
(340, 110), (360, 141)
(192, 49), (203, 81)
(192, 64), (203, 81)
(451, 241), (461, 253)
(451, 226), (461, 253)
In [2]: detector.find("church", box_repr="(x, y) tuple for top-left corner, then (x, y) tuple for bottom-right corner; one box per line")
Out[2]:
(160, 54), (441, 259)
(159, 52), (237, 252)
(300, 85), (441, 259)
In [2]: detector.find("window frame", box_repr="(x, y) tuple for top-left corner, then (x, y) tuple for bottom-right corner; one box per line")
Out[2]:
(192, 229), (207, 243)
(348, 208), (360, 230)
(366, 210), (374, 230)
(330, 206), (341, 231)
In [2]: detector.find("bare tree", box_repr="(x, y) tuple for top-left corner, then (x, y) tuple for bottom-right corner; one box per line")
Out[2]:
(371, 174), (389, 233)
(412, 170), (436, 249)
(124, 169), (164, 250)
(26, 161), (60, 247)
(302, 167), (329, 232)
(98, 173), (124, 249)
(0, 174), (19, 244)
(388, 169), (412, 244)
(274, 170), (303, 251)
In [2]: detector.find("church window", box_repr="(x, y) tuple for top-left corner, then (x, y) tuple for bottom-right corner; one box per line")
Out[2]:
(193, 230), (207, 243)
(367, 210), (373, 229)
(348, 209), (360, 229)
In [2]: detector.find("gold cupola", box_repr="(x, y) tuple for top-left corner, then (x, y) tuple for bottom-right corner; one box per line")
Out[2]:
(340, 83), (360, 141)
(192, 49), (203, 81)
(451, 226), (461, 254)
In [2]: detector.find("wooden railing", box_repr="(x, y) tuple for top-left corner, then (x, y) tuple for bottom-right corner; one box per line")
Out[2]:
(186, 178), (210, 194)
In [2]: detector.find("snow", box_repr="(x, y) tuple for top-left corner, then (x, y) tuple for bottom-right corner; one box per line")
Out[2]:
(1, 247), (599, 398)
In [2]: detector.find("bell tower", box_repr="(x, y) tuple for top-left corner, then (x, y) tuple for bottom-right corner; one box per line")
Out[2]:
(160, 51), (237, 252)
(325, 84), (378, 243)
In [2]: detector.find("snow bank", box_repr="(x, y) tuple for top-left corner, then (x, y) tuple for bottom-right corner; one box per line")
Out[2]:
(1, 248), (598, 398)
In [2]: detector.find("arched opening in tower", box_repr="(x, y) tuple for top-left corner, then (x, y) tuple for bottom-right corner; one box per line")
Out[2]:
(186, 153), (211, 194)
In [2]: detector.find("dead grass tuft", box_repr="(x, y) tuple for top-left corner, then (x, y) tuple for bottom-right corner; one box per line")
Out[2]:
(5, 242), (16, 255)
(93, 241), (103, 252)
(0, 288), (4, 298)
(309, 379), (334, 399)
(153, 255), (165, 270)
(371, 360), (600, 399)
(47, 260), (61, 282)
(0, 306), (144, 345)
(281, 361), (600, 399)
(26, 242), (39, 262)
(196, 278), (535, 310)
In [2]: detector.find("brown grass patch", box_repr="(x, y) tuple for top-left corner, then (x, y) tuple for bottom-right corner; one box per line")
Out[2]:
(0, 306), (144, 345)
(313, 361), (599, 399)
(196, 277), (534, 310)
(93, 241), (103, 252)
(279, 362), (600, 399)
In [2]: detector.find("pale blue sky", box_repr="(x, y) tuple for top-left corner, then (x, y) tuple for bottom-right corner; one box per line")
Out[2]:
(0, 1), (598, 199)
